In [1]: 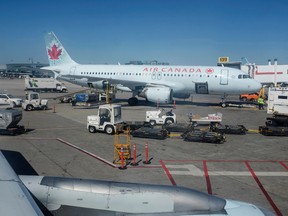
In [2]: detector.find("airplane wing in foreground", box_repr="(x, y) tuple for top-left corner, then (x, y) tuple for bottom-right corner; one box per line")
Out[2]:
(0, 151), (44, 216)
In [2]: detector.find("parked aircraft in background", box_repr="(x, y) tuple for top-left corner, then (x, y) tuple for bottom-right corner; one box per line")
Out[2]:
(0, 150), (275, 216)
(42, 32), (262, 105)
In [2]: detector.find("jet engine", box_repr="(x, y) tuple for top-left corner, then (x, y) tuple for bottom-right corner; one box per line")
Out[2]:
(139, 86), (173, 104)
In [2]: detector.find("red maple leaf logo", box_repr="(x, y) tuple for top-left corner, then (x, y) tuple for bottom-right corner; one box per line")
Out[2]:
(206, 68), (214, 74)
(48, 44), (62, 60)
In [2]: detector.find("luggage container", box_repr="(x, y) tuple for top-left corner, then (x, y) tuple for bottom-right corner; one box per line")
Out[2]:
(0, 108), (25, 135)
(182, 130), (226, 144)
(210, 123), (247, 135)
(131, 127), (168, 139)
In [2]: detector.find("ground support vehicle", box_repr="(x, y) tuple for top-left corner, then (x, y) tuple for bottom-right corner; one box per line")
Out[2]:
(259, 126), (288, 136)
(162, 123), (194, 133)
(0, 108), (25, 135)
(189, 113), (222, 126)
(25, 76), (67, 92)
(0, 92), (23, 108)
(182, 130), (226, 144)
(210, 123), (247, 135)
(239, 92), (259, 102)
(259, 87), (288, 136)
(22, 92), (48, 111)
(87, 104), (172, 135)
(131, 127), (168, 139)
(220, 101), (256, 108)
(146, 109), (176, 126)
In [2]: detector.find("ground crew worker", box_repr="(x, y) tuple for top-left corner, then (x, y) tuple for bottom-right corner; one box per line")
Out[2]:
(258, 96), (265, 110)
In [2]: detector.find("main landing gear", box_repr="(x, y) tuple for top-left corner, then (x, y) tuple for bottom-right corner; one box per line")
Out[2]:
(128, 97), (138, 106)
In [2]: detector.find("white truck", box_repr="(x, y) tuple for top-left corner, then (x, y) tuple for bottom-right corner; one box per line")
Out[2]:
(146, 109), (177, 126)
(267, 87), (288, 115)
(0, 93), (23, 108)
(25, 76), (67, 92)
(87, 104), (123, 135)
(22, 92), (48, 111)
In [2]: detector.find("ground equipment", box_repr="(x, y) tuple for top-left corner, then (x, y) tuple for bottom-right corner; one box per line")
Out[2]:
(25, 76), (67, 92)
(259, 87), (288, 135)
(210, 123), (247, 135)
(131, 127), (168, 139)
(22, 92), (48, 111)
(146, 109), (176, 126)
(182, 130), (226, 144)
(87, 104), (123, 135)
(0, 108), (25, 135)
(0, 92), (23, 108)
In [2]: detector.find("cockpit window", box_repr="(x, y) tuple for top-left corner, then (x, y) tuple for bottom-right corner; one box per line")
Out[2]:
(243, 74), (251, 79)
(238, 75), (242, 79)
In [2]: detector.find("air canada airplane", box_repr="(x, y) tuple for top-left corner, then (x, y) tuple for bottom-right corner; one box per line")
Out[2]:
(42, 32), (262, 106)
(0, 150), (275, 216)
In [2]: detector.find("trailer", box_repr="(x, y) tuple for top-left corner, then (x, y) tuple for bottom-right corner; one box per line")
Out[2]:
(189, 113), (222, 126)
(182, 130), (226, 144)
(0, 108), (25, 135)
(25, 76), (67, 92)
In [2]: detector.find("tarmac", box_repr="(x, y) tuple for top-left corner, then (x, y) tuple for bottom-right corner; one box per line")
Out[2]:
(0, 78), (287, 215)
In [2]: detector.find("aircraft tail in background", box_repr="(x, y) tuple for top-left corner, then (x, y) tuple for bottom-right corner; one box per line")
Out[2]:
(44, 32), (77, 66)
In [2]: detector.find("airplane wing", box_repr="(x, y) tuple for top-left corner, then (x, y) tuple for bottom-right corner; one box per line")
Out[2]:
(0, 151), (44, 216)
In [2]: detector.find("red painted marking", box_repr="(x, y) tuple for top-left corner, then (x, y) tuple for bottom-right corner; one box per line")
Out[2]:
(159, 160), (177, 186)
(245, 161), (283, 216)
(256, 71), (283, 75)
(57, 138), (117, 168)
(203, 161), (212, 195)
(162, 159), (288, 163)
(279, 161), (288, 171)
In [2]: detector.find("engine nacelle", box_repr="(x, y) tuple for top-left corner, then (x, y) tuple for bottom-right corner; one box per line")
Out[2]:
(139, 86), (173, 104)
(173, 92), (191, 99)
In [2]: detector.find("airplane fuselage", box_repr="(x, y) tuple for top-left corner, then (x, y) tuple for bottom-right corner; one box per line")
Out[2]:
(48, 64), (261, 95)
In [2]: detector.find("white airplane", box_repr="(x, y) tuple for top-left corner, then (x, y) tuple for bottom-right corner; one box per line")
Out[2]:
(42, 32), (262, 106)
(0, 150), (275, 216)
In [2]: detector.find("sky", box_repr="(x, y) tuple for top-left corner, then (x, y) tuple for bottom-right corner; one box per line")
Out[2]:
(1, 0), (288, 66)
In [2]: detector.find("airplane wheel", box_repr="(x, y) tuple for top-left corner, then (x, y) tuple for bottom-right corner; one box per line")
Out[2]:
(128, 97), (138, 106)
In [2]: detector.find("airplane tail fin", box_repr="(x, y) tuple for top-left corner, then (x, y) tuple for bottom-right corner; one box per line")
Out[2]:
(44, 32), (77, 66)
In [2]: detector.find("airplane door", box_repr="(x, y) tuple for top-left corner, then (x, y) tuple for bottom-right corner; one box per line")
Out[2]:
(151, 72), (162, 80)
(195, 82), (209, 94)
(220, 69), (229, 85)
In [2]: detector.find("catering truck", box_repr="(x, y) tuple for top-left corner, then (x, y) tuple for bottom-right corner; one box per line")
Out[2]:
(25, 76), (67, 92)
(259, 87), (288, 135)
